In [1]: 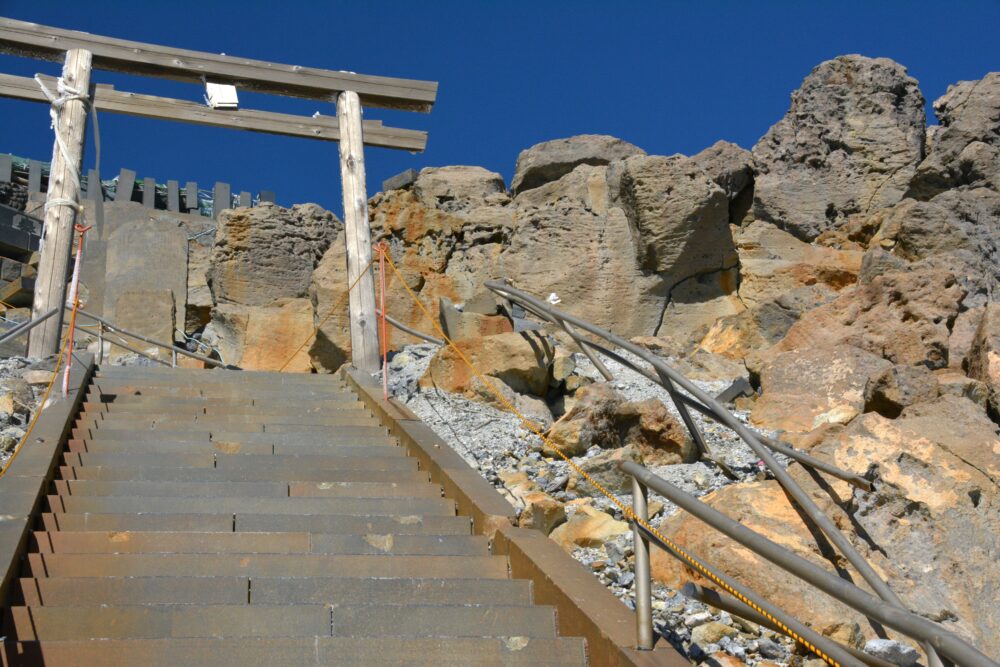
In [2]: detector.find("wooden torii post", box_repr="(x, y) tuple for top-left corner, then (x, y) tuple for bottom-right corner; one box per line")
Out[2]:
(0, 17), (436, 373)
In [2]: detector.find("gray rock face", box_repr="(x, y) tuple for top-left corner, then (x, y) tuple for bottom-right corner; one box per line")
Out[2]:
(510, 135), (645, 195)
(869, 188), (1000, 307)
(689, 140), (755, 225)
(103, 217), (188, 343)
(863, 364), (939, 418)
(752, 55), (926, 241)
(863, 639), (920, 667)
(617, 154), (735, 287)
(966, 303), (1000, 419)
(909, 73), (1000, 198)
(208, 203), (339, 307)
(412, 166), (509, 212)
(500, 164), (667, 336)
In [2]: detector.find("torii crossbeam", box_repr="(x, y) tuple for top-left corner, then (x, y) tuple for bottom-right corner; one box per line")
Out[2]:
(0, 17), (436, 371)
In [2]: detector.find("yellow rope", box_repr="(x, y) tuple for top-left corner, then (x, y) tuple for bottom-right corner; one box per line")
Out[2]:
(276, 254), (377, 372)
(382, 254), (838, 666)
(0, 326), (72, 478)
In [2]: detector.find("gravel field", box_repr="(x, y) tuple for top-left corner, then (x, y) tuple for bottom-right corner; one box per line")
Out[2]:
(381, 342), (807, 665)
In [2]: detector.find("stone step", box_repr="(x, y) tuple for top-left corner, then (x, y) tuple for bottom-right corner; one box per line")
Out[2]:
(84, 396), (361, 411)
(17, 576), (531, 607)
(94, 368), (347, 384)
(64, 451), (411, 470)
(5, 604), (557, 641)
(50, 480), (443, 499)
(0, 636), (587, 666)
(76, 427), (393, 443)
(46, 494), (455, 517)
(41, 513), (472, 536)
(66, 440), (403, 457)
(26, 553), (509, 579)
(31, 532), (486, 556)
(57, 465), (428, 484)
(89, 382), (353, 400)
(84, 412), (379, 428)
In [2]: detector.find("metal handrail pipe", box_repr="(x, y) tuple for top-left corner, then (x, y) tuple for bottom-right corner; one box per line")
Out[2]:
(69, 308), (238, 369)
(0, 307), (59, 345)
(681, 583), (895, 667)
(637, 522), (865, 667)
(376, 308), (443, 346)
(93, 328), (172, 367)
(508, 301), (874, 491)
(667, 390), (873, 492)
(620, 461), (997, 667)
(487, 281), (910, 621)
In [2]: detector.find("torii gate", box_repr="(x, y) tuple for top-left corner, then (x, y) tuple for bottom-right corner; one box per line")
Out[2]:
(0, 17), (436, 372)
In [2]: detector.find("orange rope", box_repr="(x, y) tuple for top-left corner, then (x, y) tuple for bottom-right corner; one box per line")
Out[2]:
(0, 325), (72, 478)
(376, 241), (390, 400)
(381, 254), (839, 667)
(276, 254), (377, 372)
(62, 223), (92, 396)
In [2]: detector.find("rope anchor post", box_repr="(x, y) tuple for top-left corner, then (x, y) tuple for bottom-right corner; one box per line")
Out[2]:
(28, 48), (94, 358)
(376, 241), (390, 400)
(631, 476), (654, 650)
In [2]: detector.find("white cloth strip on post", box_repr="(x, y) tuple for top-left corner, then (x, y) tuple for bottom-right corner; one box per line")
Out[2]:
(34, 74), (90, 215)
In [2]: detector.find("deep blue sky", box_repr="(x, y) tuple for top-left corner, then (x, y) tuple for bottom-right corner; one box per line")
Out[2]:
(2, 1), (998, 216)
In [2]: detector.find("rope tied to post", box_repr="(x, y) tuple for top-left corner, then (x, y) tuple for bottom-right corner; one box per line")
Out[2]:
(34, 74), (91, 213)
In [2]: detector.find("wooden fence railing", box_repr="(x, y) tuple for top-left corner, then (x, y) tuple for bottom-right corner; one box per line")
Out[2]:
(0, 154), (275, 219)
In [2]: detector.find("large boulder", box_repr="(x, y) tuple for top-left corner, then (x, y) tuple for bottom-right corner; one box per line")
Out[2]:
(752, 55), (926, 241)
(909, 72), (1000, 199)
(500, 164), (667, 336)
(208, 203), (339, 307)
(689, 140), (755, 225)
(751, 345), (892, 433)
(202, 299), (314, 372)
(544, 383), (695, 463)
(860, 188), (1000, 309)
(103, 217), (188, 343)
(806, 397), (1000, 652)
(751, 262), (965, 372)
(698, 285), (837, 361)
(412, 166), (509, 211)
(549, 504), (630, 551)
(732, 220), (862, 308)
(510, 135), (645, 195)
(617, 154), (736, 287)
(863, 364), (940, 418)
(419, 331), (553, 398)
(967, 303), (1000, 418)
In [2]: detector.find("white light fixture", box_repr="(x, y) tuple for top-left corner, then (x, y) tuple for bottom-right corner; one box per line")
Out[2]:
(204, 81), (239, 109)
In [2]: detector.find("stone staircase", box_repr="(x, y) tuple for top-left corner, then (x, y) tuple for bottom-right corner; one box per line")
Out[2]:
(1, 366), (589, 665)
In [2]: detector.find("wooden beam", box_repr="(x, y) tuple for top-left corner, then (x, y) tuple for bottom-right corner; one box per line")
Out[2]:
(29, 48), (92, 357)
(337, 90), (379, 373)
(0, 73), (427, 151)
(0, 18), (437, 112)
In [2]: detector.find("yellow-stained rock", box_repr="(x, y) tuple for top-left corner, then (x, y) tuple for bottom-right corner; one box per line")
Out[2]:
(549, 505), (629, 550)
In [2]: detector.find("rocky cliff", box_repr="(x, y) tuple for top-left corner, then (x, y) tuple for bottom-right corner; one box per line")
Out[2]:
(177, 53), (1000, 662)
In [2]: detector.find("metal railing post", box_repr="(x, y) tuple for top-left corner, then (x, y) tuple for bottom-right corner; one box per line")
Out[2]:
(97, 321), (104, 364)
(631, 475), (654, 650)
(171, 348), (177, 367)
